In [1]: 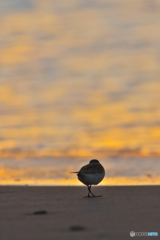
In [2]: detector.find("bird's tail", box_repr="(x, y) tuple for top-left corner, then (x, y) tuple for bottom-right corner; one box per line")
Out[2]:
(70, 172), (79, 173)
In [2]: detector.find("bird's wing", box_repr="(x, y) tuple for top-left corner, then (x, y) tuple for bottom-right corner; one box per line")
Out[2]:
(80, 163), (104, 174)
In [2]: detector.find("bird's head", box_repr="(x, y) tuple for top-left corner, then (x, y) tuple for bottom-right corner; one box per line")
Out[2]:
(89, 159), (100, 164)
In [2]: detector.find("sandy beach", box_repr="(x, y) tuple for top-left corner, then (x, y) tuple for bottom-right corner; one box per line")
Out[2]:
(0, 186), (159, 240)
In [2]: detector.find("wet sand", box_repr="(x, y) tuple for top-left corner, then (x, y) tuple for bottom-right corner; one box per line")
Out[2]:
(0, 186), (160, 240)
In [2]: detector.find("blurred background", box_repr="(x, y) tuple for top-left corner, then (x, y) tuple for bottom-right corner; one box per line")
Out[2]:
(0, 0), (160, 185)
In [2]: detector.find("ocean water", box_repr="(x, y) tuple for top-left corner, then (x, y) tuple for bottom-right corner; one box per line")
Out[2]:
(0, 0), (160, 185)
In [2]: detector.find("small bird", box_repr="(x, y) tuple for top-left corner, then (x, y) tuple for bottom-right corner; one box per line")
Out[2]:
(71, 159), (105, 198)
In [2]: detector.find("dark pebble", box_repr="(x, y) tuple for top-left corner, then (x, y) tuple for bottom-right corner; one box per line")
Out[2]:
(33, 210), (47, 215)
(69, 226), (86, 231)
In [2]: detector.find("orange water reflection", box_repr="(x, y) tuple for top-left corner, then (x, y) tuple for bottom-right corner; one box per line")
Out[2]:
(1, 177), (160, 186)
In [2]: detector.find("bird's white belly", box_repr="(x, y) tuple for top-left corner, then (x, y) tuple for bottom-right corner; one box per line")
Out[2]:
(78, 172), (105, 186)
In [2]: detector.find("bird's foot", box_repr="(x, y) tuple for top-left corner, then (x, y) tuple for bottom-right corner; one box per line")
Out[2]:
(83, 195), (102, 198)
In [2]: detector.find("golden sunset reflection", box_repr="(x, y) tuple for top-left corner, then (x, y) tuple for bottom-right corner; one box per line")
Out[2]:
(0, 0), (160, 185)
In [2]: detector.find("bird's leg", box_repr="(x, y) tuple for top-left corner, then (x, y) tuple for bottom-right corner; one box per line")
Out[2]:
(83, 185), (102, 198)
(88, 185), (95, 197)
(83, 185), (91, 198)
(87, 185), (91, 197)
(88, 185), (102, 198)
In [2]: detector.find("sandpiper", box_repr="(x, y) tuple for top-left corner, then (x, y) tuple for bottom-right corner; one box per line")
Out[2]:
(71, 159), (105, 197)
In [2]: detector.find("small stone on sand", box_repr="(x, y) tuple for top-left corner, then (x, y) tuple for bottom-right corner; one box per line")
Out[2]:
(33, 210), (47, 215)
(69, 226), (86, 231)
